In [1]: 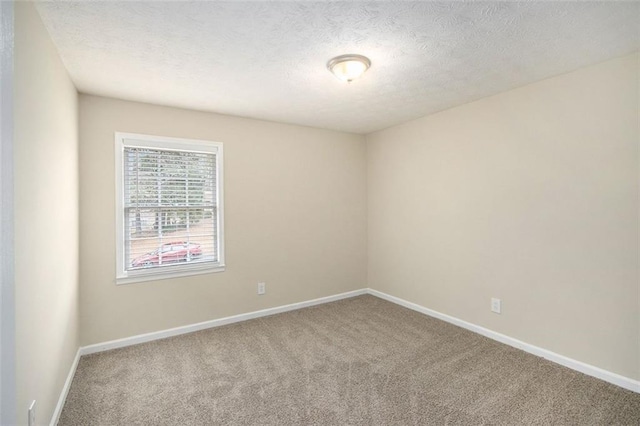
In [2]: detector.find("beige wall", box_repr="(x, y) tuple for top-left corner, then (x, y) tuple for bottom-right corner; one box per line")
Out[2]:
(14, 2), (79, 424)
(367, 54), (639, 380)
(79, 95), (367, 345)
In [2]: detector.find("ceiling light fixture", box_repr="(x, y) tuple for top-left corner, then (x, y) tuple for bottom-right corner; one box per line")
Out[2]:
(327, 54), (371, 82)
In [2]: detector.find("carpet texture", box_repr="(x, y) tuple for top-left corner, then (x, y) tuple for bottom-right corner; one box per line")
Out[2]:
(59, 295), (640, 425)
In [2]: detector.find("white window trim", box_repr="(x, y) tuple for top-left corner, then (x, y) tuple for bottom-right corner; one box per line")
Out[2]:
(115, 132), (225, 285)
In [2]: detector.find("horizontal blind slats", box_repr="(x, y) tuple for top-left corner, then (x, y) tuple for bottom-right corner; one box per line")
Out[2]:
(123, 146), (218, 271)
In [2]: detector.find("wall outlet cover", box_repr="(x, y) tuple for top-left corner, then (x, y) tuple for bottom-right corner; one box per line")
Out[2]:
(28, 400), (36, 426)
(491, 298), (502, 314)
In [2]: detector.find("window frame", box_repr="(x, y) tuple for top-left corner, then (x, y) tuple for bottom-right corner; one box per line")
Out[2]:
(114, 132), (225, 285)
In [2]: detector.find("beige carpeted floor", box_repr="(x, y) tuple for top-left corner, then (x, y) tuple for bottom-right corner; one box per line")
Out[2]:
(59, 295), (640, 425)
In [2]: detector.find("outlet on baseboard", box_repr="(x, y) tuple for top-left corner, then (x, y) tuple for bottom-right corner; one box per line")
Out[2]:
(491, 298), (501, 314)
(257, 282), (266, 295)
(28, 400), (36, 426)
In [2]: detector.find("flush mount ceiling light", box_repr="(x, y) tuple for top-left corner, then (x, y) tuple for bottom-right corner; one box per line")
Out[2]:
(327, 54), (371, 82)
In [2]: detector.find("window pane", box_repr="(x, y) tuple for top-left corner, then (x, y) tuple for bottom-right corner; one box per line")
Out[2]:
(123, 145), (218, 273)
(125, 207), (217, 270)
(124, 149), (216, 208)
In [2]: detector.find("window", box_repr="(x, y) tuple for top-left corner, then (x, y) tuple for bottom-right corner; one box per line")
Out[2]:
(115, 133), (224, 284)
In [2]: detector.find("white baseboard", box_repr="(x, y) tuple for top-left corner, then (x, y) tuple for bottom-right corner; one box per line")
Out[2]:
(61, 284), (636, 426)
(80, 289), (368, 356)
(50, 347), (81, 426)
(367, 289), (640, 394)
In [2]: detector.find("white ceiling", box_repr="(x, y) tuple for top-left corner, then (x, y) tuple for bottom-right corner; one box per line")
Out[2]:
(36, 1), (639, 134)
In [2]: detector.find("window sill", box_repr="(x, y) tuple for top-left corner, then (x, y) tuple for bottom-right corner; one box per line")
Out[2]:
(116, 263), (225, 285)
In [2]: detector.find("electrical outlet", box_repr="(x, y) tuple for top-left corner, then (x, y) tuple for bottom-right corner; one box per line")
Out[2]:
(257, 282), (266, 295)
(491, 298), (501, 314)
(28, 400), (36, 426)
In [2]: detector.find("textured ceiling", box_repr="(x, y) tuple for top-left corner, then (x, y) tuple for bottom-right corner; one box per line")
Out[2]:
(36, 1), (639, 134)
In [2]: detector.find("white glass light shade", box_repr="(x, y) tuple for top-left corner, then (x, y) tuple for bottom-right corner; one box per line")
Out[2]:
(327, 54), (371, 82)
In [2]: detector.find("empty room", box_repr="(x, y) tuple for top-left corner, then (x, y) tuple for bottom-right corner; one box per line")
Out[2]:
(1, 0), (639, 425)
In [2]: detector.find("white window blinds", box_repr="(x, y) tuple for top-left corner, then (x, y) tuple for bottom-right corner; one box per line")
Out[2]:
(116, 134), (224, 282)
